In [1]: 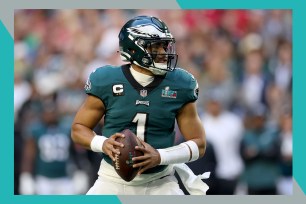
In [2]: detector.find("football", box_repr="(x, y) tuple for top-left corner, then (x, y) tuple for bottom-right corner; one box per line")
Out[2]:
(112, 129), (144, 182)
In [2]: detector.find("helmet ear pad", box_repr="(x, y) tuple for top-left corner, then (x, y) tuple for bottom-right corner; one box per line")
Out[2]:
(141, 53), (153, 66)
(126, 41), (151, 68)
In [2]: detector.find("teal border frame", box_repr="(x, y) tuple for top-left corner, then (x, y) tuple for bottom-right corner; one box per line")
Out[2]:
(0, 20), (14, 198)
(0, 0), (305, 204)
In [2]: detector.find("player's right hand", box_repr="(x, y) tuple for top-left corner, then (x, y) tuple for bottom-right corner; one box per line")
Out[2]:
(102, 133), (125, 161)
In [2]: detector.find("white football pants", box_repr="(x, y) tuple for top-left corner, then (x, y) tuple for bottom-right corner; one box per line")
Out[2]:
(87, 159), (184, 195)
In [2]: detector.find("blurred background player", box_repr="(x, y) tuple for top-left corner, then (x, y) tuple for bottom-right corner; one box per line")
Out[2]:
(19, 99), (88, 194)
(240, 104), (281, 195)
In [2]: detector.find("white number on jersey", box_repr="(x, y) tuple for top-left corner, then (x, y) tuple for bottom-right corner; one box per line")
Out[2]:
(38, 134), (70, 162)
(132, 113), (148, 140)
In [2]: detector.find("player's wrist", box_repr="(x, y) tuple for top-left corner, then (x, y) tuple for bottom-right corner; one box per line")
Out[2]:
(90, 135), (108, 153)
(154, 148), (161, 165)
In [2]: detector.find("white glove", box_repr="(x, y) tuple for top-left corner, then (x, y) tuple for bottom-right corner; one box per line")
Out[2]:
(19, 172), (35, 195)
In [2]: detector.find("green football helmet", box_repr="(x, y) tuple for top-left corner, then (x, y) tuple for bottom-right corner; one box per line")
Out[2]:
(118, 15), (178, 75)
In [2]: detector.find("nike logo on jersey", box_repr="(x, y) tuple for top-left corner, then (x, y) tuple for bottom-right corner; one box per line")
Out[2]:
(135, 100), (150, 106)
(140, 89), (147, 97)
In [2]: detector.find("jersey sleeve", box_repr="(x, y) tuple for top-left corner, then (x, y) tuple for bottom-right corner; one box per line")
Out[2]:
(186, 73), (199, 102)
(85, 68), (102, 99)
(84, 66), (111, 104)
(176, 68), (199, 103)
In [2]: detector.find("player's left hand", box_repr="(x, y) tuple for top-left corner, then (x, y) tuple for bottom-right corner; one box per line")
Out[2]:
(132, 138), (161, 175)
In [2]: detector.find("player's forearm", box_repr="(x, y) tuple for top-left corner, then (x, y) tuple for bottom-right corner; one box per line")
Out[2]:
(71, 123), (96, 150)
(180, 127), (206, 159)
(186, 117), (207, 158)
(21, 139), (36, 173)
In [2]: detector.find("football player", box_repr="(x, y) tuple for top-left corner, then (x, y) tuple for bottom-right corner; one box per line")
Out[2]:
(20, 100), (76, 194)
(71, 15), (207, 195)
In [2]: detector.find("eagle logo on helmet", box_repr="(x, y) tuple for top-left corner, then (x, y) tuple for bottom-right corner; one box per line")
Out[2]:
(127, 25), (168, 38)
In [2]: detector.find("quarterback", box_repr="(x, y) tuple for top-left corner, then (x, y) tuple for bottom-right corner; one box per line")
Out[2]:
(71, 15), (208, 195)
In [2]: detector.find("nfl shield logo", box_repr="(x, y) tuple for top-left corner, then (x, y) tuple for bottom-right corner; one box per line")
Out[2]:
(140, 89), (147, 97)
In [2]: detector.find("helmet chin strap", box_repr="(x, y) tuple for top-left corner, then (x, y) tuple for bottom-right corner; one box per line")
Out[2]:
(148, 63), (168, 75)
(148, 68), (167, 76)
(133, 61), (168, 75)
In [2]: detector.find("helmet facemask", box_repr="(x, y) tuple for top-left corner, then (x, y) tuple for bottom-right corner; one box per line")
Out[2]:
(134, 38), (178, 75)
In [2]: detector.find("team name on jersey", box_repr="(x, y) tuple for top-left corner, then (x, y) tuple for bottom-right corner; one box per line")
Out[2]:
(135, 100), (150, 106)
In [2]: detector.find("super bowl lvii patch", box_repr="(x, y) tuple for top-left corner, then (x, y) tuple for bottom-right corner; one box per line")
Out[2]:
(161, 86), (177, 98)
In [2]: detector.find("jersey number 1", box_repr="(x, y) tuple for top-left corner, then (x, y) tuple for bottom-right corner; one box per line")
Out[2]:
(132, 113), (148, 140)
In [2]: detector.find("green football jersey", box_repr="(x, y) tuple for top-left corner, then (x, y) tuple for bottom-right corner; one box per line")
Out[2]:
(85, 64), (198, 173)
(27, 122), (71, 178)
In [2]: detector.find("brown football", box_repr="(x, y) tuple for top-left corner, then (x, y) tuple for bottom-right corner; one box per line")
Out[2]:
(112, 129), (144, 182)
